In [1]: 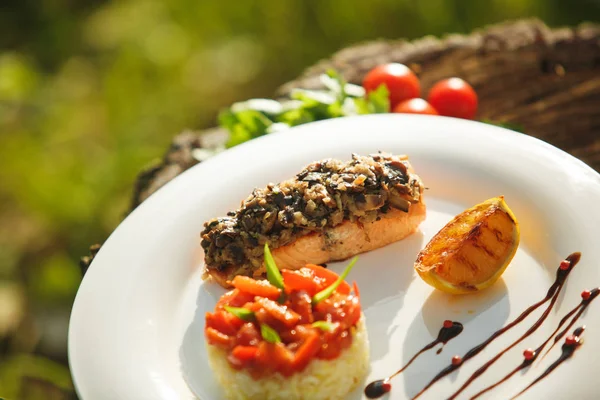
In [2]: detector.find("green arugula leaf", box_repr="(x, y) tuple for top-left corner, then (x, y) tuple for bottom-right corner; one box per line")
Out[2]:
(354, 84), (390, 114)
(224, 306), (255, 322)
(324, 69), (347, 102)
(218, 109), (238, 131)
(277, 107), (316, 127)
(480, 119), (524, 133)
(220, 108), (274, 148)
(344, 83), (366, 98)
(320, 70), (364, 99)
(266, 122), (291, 134)
(260, 323), (281, 344)
(230, 98), (284, 117)
(219, 69), (389, 148)
(312, 257), (358, 305)
(236, 110), (272, 134)
(290, 88), (336, 105)
(225, 124), (253, 148)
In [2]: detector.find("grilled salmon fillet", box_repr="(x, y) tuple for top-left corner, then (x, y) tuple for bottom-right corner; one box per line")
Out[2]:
(201, 153), (426, 287)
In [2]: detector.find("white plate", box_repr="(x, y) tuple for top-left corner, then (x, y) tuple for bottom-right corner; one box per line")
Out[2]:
(69, 114), (600, 400)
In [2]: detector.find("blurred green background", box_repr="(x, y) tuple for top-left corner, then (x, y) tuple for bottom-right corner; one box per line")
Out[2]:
(0, 0), (598, 397)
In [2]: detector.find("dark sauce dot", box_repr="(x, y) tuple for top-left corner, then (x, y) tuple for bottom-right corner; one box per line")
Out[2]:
(574, 326), (585, 337)
(438, 321), (463, 344)
(364, 379), (391, 399)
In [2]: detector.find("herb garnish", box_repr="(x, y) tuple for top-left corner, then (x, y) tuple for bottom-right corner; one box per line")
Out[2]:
(312, 320), (335, 332)
(312, 257), (358, 305)
(260, 323), (281, 344)
(224, 306), (255, 321)
(264, 243), (285, 290)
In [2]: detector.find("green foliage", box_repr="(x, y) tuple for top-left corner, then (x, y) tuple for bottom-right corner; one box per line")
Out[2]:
(30, 253), (81, 305)
(0, 354), (73, 399)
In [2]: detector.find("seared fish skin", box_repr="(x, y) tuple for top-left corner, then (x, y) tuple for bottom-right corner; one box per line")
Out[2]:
(201, 153), (426, 287)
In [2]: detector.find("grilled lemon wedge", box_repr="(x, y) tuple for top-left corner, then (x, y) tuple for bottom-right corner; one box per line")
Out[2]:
(415, 196), (519, 294)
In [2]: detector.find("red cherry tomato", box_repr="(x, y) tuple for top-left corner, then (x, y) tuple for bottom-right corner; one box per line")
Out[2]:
(393, 98), (438, 115)
(363, 63), (420, 108)
(427, 78), (478, 119)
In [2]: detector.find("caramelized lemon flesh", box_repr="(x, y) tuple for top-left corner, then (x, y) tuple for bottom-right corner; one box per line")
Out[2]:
(414, 196), (520, 294)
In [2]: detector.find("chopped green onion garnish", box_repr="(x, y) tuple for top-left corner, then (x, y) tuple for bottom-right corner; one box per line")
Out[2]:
(264, 243), (284, 290)
(260, 323), (281, 344)
(224, 306), (255, 322)
(312, 321), (335, 332)
(312, 257), (358, 305)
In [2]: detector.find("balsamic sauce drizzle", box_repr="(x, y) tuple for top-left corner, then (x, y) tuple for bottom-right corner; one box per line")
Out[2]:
(471, 288), (599, 399)
(540, 287), (600, 359)
(411, 252), (581, 400)
(469, 353), (535, 400)
(364, 321), (463, 399)
(510, 326), (585, 399)
(446, 279), (584, 399)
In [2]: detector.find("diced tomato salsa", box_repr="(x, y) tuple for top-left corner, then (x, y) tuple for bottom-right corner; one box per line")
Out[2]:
(205, 265), (361, 378)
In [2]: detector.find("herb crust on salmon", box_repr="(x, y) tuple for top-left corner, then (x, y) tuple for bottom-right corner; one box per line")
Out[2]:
(201, 153), (426, 287)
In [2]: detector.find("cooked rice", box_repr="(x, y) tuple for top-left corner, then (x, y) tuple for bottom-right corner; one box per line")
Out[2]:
(206, 317), (370, 400)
